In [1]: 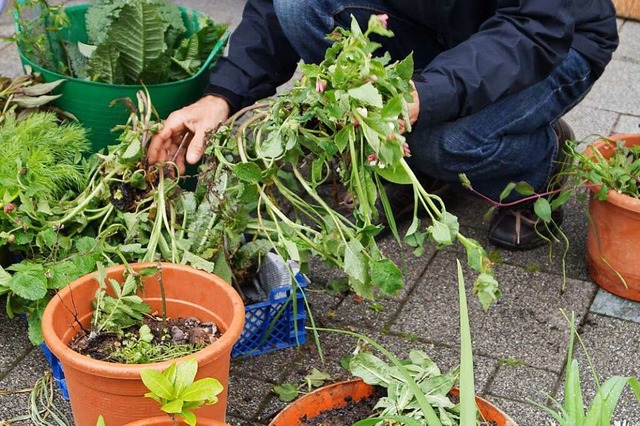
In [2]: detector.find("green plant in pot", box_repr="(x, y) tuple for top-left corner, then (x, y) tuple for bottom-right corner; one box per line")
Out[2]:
(11, 0), (229, 151)
(269, 261), (517, 426)
(464, 130), (640, 300)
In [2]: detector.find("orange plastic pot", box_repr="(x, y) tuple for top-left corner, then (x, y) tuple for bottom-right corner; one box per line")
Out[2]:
(124, 417), (228, 425)
(41, 263), (245, 426)
(584, 134), (640, 301)
(269, 379), (518, 426)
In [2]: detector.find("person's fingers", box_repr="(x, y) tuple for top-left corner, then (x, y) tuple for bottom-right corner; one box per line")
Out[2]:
(147, 112), (188, 163)
(186, 129), (207, 165)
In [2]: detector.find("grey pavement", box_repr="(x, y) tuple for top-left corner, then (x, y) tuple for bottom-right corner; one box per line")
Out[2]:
(1, 2), (640, 426)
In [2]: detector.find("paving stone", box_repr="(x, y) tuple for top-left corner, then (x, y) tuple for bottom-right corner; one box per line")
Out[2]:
(613, 113), (640, 134)
(488, 363), (559, 402)
(590, 288), (640, 324)
(392, 251), (597, 371)
(227, 416), (266, 426)
(226, 375), (274, 421)
(564, 104), (618, 140)
(485, 395), (554, 426)
(615, 20), (640, 64)
(581, 59), (640, 115)
(332, 296), (403, 330)
(0, 43), (23, 78)
(0, 348), (73, 424)
(231, 345), (302, 384)
(0, 307), (31, 375)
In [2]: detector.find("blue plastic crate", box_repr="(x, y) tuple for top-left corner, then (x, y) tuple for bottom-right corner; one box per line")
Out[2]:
(231, 272), (308, 359)
(18, 314), (70, 400)
(39, 343), (70, 400)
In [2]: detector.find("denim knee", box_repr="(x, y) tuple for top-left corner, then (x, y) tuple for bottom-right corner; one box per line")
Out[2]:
(273, 0), (337, 63)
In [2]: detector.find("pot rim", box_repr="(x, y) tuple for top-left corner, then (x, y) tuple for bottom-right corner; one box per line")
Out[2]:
(585, 133), (640, 214)
(269, 378), (518, 426)
(41, 262), (245, 378)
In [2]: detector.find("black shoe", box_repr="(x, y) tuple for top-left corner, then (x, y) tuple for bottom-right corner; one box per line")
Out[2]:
(488, 118), (574, 250)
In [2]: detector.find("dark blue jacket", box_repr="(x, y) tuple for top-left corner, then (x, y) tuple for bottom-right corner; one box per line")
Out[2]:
(206, 0), (618, 128)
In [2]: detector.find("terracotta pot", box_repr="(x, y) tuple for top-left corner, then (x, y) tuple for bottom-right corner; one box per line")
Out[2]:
(41, 263), (245, 426)
(584, 134), (640, 301)
(269, 379), (518, 426)
(124, 416), (228, 425)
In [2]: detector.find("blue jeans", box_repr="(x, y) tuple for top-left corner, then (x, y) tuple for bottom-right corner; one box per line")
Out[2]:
(274, 0), (598, 200)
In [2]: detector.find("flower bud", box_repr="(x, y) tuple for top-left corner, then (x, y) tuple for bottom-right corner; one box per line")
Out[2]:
(377, 14), (389, 29)
(315, 78), (327, 93)
(3, 203), (15, 214)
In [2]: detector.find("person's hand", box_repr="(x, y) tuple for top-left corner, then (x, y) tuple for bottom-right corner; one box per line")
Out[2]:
(147, 95), (230, 174)
(399, 80), (420, 133)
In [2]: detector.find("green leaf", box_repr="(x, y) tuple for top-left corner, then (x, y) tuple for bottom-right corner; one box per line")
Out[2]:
(140, 368), (175, 400)
(344, 239), (367, 287)
(473, 272), (501, 311)
(161, 398), (184, 414)
(273, 383), (298, 402)
(370, 258), (403, 296)
(348, 83), (383, 108)
(87, 43), (123, 84)
(395, 53), (414, 81)
(375, 166), (412, 185)
(234, 163), (262, 184)
(349, 352), (391, 386)
(107, 2), (168, 83)
(96, 415), (106, 426)
(498, 182), (516, 202)
(514, 181), (536, 196)
(180, 409), (197, 426)
(180, 378), (223, 402)
(174, 358), (198, 397)
(27, 311), (45, 345)
(212, 250), (233, 285)
(303, 369), (332, 390)
(122, 139), (142, 160)
(9, 270), (47, 301)
(457, 260), (477, 426)
(533, 197), (552, 223)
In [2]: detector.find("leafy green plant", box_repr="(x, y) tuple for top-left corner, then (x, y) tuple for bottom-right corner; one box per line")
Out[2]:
(529, 312), (640, 425)
(13, 0), (228, 84)
(310, 260), (487, 426)
(273, 368), (333, 402)
(205, 15), (499, 309)
(141, 357), (223, 426)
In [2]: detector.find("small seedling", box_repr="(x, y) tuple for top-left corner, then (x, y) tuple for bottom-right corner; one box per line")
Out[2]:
(498, 357), (525, 367)
(141, 358), (223, 426)
(273, 368), (332, 402)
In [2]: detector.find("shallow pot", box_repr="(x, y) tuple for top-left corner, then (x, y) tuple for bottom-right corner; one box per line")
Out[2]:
(41, 263), (245, 426)
(585, 133), (640, 301)
(268, 378), (518, 425)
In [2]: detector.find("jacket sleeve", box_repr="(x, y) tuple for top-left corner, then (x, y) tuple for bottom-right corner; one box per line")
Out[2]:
(414, 0), (575, 128)
(204, 0), (300, 113)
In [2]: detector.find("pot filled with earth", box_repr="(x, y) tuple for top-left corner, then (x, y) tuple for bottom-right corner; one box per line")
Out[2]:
(41, 262), (245, 426)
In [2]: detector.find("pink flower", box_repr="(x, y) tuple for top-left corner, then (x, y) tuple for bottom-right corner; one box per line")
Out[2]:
(377, 14), (389, 29)
(3, 203), (15, 214)
(367, 153), (378, 166)
(315, 78), (327, 93)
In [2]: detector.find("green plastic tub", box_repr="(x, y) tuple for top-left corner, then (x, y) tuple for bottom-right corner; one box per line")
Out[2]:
(15, 4), (229, 153)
